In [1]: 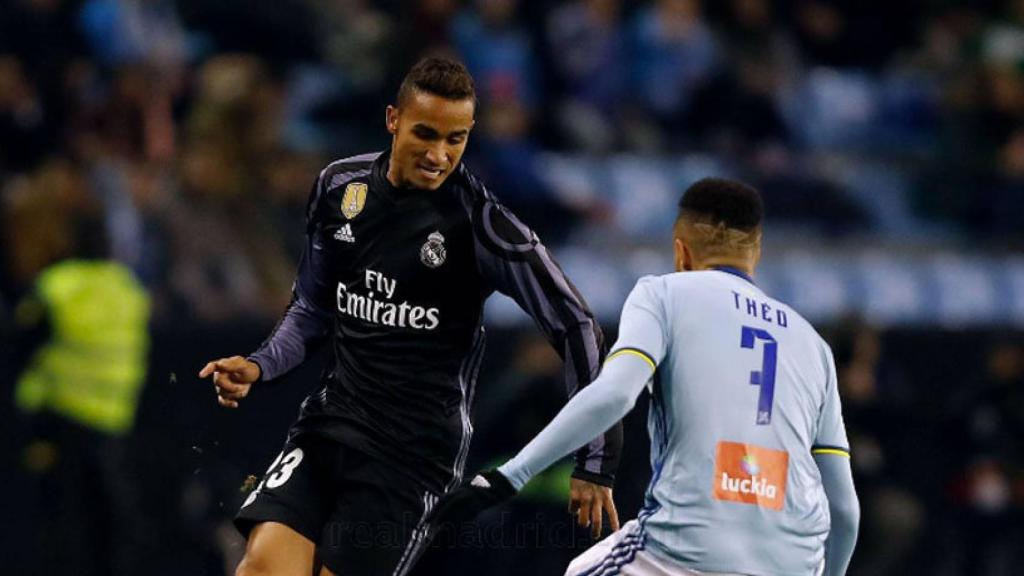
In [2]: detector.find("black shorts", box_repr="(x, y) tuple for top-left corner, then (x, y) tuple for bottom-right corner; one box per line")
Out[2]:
(235, 434), (439, 576)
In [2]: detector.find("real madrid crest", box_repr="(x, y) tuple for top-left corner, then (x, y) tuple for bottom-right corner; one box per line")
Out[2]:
(420, 231), (447, 268)
(341, 182), (368, 220)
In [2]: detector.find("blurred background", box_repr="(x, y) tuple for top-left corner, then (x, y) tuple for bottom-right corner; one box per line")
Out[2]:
(1, 0), (1023, 574)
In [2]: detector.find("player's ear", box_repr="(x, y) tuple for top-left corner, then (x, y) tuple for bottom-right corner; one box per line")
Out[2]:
(674, 238), (686, 272)
(386, 105), (399, 135)
(681, 241), (697, 272)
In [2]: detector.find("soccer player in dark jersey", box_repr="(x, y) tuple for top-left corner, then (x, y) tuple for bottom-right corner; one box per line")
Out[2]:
(198, 57), (623, 576)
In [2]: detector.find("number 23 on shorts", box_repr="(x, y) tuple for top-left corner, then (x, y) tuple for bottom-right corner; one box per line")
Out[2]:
(241, 447), (305, 507)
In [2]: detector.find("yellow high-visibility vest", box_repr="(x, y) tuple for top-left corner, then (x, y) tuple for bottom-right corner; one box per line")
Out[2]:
(15, 260), (150, 435)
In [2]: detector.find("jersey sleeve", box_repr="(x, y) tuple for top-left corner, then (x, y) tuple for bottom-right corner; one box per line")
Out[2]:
(499, 353), (653, 491)
(812, 343), (851, 456)
(607, 276), (669, 371)
(815, 451), (860, 576)
(470, 187), (621, 486)
(247, 173), (334, 382)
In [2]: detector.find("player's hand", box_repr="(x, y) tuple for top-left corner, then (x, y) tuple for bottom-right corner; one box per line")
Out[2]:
(198, 356), (260, 409)
(426, 469), (517, 527)
(570, 478), (620, 538)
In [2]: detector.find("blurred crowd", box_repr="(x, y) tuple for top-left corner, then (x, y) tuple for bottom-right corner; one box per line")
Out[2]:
(5, 0), (1024, 321)
(2, 1), (1024, 575)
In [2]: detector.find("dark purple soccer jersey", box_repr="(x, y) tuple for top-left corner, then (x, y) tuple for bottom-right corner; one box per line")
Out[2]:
(248, 151), (621, 492)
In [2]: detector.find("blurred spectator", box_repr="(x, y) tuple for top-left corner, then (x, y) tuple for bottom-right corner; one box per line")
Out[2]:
(986, 128), (1024, 239)
(627, 0), (721, 151)
(791, 0), (918, 71)
(86, 158), (173, 290)
(944, 340), (1024, 575)
(0, 0), (88, 110)
(166, 55), (296, 322)
(545, 0), (629, 151)
(310, 0), (395, 97)
(753, 159), (871, 236)
(176, 0), (319, 64)
(12, 184), (152, 576)
(2, 160), (87, 294)
(79, 0), (188, 70)
(684, 0), (793, 154)
(391, 0), (460, 75)
(0, 56), (53, 174)
(980, 0), (1024, 72)
(73, 65), (177, 162)
(830, 319), (925, 576)
(453, 0), (539, 112)
(468, 91), (603, 241)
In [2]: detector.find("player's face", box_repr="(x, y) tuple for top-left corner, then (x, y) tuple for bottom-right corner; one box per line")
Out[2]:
(386, 91), (475, 191)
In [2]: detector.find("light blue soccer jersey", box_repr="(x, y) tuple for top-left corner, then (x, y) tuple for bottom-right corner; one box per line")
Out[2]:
(614, 268), (849, 576)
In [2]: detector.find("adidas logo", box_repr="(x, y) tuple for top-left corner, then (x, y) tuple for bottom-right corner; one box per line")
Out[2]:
(470, 475), (491, 489)
(334, 223), (355, 243)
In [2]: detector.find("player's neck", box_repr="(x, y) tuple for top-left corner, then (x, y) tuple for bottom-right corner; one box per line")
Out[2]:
(692, 259), (755, 278)
(386, 157), (403, 189)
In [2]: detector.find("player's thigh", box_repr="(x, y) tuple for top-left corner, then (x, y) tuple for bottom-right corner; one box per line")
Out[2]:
(236, 521), (315, 576)
(317, 449), (437, 576)
(235, 436), (334, 547)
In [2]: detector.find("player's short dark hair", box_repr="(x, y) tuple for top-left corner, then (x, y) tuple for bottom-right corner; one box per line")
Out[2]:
(677, 178), (764, 231)
(397, 57), (476, 108)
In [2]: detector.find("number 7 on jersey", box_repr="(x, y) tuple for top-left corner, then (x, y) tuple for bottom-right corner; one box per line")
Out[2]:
(741, 326), (777, 425)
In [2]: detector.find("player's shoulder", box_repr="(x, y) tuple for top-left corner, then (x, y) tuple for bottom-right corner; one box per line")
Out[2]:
(653, 269), (726, 298)
(319, 151), (381, 190)
(305, 152), (382, 225)
(452, 162), (538, 250)
(629, 274), (671, 300)
(449, 161), (492, 203)
(633, 271), (733, 313)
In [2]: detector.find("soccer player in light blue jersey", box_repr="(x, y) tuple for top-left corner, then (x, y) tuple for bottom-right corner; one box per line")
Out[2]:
(428, 178), (859, 576)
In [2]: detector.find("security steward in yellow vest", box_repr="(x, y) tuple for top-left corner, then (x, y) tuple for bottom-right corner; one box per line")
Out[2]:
(15, 259), (150, 434)
(12, 210), (151, 576)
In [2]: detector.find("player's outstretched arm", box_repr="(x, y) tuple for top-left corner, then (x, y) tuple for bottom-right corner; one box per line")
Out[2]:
(469, 188), (621, 489)
(497, 352), (651, 488)
(815, 452), (859, 576)
(244, 174), (336, 383)
(198, 175), (333, 407)
(427, 355), (649, 535)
